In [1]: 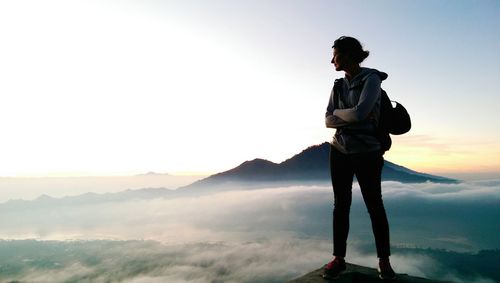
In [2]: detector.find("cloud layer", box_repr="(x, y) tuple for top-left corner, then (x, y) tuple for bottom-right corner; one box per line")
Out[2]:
(0, 180), (498, 282)
(1, 239), (496, 283)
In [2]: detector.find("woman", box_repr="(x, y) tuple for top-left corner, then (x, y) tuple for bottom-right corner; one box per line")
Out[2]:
(323, 36), (396, 280)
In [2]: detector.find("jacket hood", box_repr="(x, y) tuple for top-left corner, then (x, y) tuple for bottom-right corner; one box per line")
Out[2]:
(361, 67), (388, 81)
(343, 67), (388, 88)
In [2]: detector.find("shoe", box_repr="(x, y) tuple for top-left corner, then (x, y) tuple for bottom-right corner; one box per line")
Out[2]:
(378, 259), (396, 280)
(322, 257), (346, 279)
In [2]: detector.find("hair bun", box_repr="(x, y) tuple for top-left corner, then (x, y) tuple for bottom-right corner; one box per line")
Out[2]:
(361, 50), (370, 61)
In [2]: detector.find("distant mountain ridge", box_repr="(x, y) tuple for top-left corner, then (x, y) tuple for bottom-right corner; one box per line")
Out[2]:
(178, 142), (458, 192)
(1, 142), (458, 206)
(0, 187), (174, 208)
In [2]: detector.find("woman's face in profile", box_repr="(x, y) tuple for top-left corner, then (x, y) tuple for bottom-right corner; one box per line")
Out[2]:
(331, 48), (353, 72)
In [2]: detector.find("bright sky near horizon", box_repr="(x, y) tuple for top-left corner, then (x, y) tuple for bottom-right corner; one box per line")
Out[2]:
(0, 0), (499, 178)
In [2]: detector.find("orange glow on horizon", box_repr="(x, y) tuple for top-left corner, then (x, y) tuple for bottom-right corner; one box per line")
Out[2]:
(385, 134), (500, 175)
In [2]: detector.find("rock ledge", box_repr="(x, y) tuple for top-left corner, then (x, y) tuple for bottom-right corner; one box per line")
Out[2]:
(287, 262), (452, 283)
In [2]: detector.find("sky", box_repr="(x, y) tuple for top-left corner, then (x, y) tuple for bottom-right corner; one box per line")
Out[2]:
(0, 0), (499, 177)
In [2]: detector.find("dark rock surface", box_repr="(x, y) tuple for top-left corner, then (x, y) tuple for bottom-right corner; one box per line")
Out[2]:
(287, 262), (452, 283)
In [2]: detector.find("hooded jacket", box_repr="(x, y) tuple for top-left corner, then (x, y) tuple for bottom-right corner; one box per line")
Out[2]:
(325, 67), (389, 154)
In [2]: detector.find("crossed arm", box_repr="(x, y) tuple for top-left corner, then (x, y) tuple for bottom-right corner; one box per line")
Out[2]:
(325, 75), (381, 128)
(325, 113), (349, 128)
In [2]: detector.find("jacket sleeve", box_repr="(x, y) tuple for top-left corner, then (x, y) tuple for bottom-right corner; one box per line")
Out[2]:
(332, 74), (381, 123)
(325, 85), (349, 128)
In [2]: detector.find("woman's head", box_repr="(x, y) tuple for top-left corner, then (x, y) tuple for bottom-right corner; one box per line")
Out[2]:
(331, 36), (369, 70)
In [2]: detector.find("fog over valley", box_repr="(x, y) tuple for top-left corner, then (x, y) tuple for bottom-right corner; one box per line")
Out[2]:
(0, 180), (498, 282)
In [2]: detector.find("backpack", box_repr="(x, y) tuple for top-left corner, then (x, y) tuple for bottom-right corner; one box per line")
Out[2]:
(333, 78), (411, 153)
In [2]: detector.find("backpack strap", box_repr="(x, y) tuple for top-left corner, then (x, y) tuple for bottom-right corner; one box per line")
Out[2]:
(333, 79), (343, 110)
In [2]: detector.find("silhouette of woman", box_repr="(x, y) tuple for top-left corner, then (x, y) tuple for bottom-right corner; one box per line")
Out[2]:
(323, 36), (396, 280)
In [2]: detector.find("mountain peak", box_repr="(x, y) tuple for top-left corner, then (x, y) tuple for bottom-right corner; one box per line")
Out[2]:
(288, 262), (450, 283)
(178, 142), (458, 192)
(241, 158), (277, 167)
(35, 194), (53, 201)
(214, 158), (279, 178)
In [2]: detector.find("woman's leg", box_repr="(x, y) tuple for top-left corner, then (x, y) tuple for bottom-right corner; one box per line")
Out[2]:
(353, 150), (391, 258)
(330, 145), (355, 257)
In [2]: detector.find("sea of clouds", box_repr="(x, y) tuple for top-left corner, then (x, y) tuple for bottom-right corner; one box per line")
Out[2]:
(0, 180), (498, 282)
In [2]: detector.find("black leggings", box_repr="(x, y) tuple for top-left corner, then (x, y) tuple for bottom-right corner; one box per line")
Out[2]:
(329, 144), (391, 258)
